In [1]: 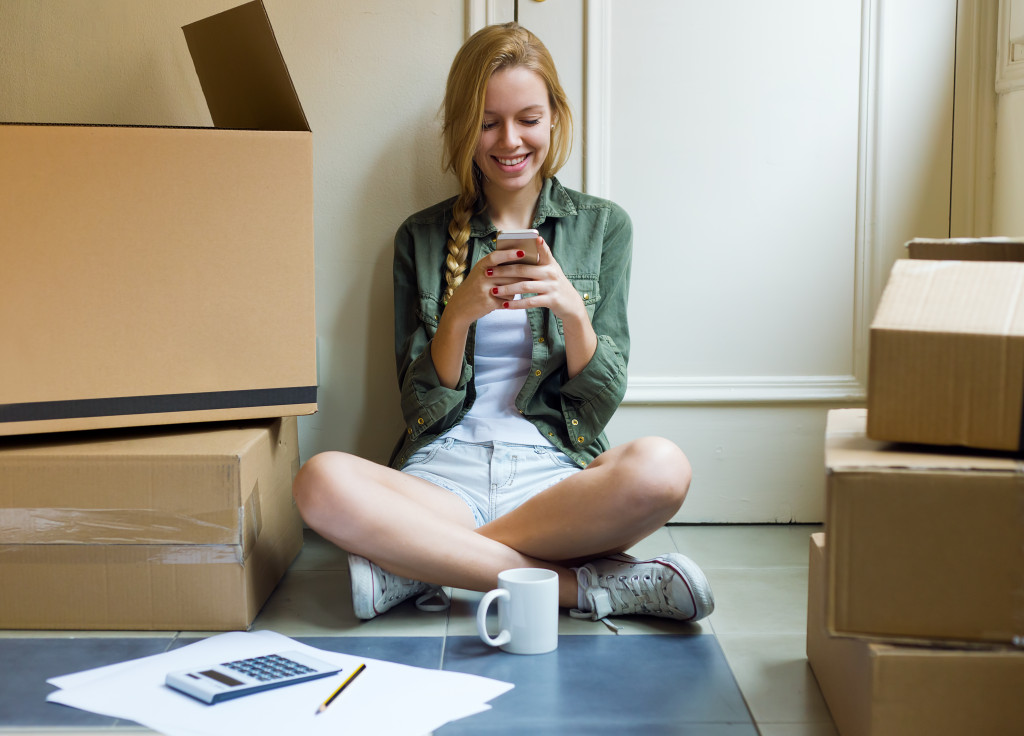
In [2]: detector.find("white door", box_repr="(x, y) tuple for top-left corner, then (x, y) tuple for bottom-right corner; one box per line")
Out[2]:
(508, 0), (958, 521)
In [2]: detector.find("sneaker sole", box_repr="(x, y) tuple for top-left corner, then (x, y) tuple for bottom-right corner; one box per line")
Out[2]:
(607, 552), (715, 622)
(347, 553), (380, 620)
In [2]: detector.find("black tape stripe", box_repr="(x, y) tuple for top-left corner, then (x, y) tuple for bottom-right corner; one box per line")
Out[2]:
(0, 387), (317, 423)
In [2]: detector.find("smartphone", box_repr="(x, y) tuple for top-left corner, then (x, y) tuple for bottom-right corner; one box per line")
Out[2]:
(496, 229), (540, 265)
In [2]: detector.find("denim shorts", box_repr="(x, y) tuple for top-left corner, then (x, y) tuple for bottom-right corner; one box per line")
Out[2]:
(400, 436), (582, 527)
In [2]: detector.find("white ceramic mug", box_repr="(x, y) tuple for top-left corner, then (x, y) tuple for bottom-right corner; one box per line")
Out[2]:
(476, 568), (559, 655)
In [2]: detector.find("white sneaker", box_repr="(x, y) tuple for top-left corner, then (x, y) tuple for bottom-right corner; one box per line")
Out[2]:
(571, 553), (715, 625)
(348, 554), (450, 620)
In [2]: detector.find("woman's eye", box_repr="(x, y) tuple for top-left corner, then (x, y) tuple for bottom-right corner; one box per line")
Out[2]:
(481, 121), (497, 130)
(522, 119), (542, 126)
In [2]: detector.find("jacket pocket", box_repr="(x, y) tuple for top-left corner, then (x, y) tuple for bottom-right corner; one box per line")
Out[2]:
(416, 294), (443, 338)
(557, 276), (600, 334)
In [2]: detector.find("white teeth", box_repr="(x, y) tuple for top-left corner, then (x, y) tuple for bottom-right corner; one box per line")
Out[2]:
(497, 155), (526, 166)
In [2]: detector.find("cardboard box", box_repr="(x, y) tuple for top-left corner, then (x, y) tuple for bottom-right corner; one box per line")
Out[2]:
(867, 239), (1024, 452)
(825, 408), (1024, 645)
(0, 1), (316, 437)
(0, 416), (302, 630)
(807, 533), (1024, 736)
(906, 236), (1024, 261)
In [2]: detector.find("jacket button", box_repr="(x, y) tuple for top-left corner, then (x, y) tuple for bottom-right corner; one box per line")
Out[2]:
(571, 419), (579, 426)
(407, 428), (413, 435)
(577, 436), (585, 443)
(583, 293), (589, 300)
(534, 369), (542, 376)
(538, 337), (545, 343)
(417, 417), (425, 425)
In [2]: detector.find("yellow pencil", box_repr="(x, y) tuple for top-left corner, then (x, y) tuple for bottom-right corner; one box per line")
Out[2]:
(316, 663), (366, 715)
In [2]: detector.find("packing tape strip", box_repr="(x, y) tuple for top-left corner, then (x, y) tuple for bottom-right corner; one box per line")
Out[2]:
(0, 508), (237, 545)
(0, 543), (244, 565)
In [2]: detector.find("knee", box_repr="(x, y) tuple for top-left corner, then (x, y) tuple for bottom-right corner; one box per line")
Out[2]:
(620, 437), (692, 514)
(292, 451), (354, 523)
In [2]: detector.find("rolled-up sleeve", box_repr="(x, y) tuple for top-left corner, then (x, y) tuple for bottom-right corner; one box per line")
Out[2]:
(558, 206), (632, 452)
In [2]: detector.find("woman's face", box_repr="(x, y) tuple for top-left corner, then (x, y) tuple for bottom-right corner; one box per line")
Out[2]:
(473, 65), (552, 198)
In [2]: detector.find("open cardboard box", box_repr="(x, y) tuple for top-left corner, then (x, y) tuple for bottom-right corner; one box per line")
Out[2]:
(0, 1), (316, 437)
(0, 417), (302, 630)
(807, 533), (1024, 736)
(825, 408), (1024, 645)
(867, 237), (1024, 452)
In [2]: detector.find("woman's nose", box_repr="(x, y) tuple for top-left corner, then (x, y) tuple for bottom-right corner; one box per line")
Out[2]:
(498, 121), (520, 147)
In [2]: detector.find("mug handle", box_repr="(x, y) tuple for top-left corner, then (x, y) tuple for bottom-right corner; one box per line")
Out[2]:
(476, 588), (511, 647)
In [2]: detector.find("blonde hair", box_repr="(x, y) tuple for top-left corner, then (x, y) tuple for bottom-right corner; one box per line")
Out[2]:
(440, 23), (574, 304)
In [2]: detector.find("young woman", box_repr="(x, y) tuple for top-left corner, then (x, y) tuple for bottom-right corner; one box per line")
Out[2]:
(293, 23), (714, 627)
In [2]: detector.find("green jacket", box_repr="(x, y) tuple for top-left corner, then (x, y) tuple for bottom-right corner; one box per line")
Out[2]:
(389, 177), (632, 469)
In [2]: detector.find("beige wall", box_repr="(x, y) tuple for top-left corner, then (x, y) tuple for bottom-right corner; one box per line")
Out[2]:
(2, 1), (970, 521)
(1, 0), (464, 466)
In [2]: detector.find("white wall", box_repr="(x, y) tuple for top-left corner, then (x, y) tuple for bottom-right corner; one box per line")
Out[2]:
(1, 0), (964, 521)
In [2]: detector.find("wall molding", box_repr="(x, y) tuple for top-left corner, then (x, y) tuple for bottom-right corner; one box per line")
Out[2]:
(996, 0), (1024, 93)
(466, 0), (513, 35)
(583, 0), (611, 198)
(622, 376), (866, 405)
(952, 0), (998, 235)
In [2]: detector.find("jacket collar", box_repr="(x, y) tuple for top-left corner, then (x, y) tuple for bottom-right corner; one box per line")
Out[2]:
(468, 177), (578, 238)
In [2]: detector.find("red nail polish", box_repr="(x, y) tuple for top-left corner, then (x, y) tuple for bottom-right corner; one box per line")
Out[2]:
(503, 301), (510, 309)
(486, 268), (493, 276)
(516, 250), (525, 258)
(492, 287), (499, 295)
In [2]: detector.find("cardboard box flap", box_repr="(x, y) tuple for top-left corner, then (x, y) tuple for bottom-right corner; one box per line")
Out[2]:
(908, 237), (1024, 262)
(826, 409), (1024, 474)
(183, 0), (308, 132)
(870, 259), (1024, 336)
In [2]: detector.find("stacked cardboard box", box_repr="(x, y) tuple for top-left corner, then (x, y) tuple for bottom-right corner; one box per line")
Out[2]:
(808, 238), (1024, 734)
(0, 1), (314, 630)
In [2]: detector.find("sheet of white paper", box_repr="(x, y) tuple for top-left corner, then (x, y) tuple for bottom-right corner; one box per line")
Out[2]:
(47, 631), (512, 736)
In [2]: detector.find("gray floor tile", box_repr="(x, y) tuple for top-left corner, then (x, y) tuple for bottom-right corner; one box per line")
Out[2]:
(0, 638), (173, 728)
(436, 635), (757, 735)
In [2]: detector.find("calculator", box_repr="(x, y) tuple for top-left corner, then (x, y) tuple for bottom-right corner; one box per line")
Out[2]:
(165, 651), (343, 704)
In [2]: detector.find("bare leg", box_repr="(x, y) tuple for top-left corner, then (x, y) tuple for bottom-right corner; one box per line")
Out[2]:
(478, 436), (691, 563)
(292, 436), (691, 609)
(292, 451), (582, 606)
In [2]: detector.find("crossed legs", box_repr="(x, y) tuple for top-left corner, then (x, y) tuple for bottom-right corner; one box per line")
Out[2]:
(292, 436), (691, 609)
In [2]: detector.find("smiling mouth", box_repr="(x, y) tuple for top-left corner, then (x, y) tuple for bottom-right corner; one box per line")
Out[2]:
(495, 154), (528, 167)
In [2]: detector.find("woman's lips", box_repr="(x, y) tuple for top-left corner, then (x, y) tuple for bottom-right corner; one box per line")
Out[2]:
(493, 153), (529, 172)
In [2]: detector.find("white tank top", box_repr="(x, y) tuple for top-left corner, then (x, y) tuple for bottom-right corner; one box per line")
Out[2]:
(444, 298), (552, 446)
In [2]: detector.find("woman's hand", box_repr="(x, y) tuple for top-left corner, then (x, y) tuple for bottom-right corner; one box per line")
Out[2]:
(489, 237), (585, 322)
(490, 237), (598, 378)
(430, 247), (522, 388)
(440, 248), (523, 329)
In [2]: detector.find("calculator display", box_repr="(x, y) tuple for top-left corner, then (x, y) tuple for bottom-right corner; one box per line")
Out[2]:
(200, 670), (243, 687)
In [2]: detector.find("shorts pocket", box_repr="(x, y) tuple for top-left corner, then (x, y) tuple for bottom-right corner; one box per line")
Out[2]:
(401, 440), (444, 470)
(537, 447), (581, 471)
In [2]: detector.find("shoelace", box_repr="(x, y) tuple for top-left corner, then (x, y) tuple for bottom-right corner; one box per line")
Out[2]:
(570, 568), (677, 633)
(414, 586), (451, 612)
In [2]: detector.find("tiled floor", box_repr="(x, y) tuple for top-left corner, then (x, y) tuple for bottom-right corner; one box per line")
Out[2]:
(0, 524), (836, 735)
